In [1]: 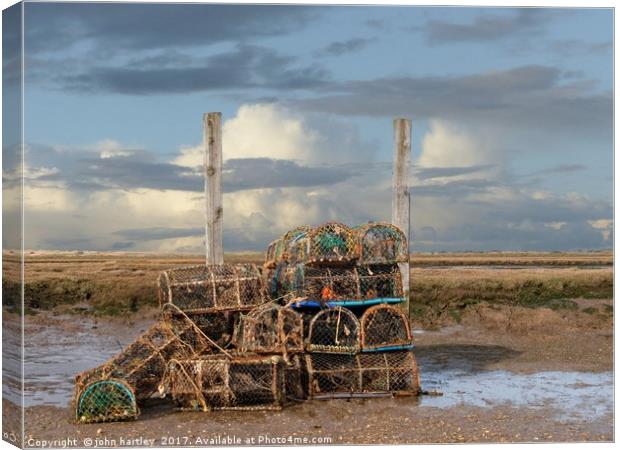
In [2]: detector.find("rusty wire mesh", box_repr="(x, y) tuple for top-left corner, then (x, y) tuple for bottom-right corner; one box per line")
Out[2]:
(360, 304), (413, 351)
(265, 239), (280, 267)
(186, 310), (237, 349)
(73, 314), (211, 423)
(355, 222), (408, 265)
(233, 304), (304, 355)
(306, 307), (360, 354)
(160, 354), (289, 411)
(305, 351), (420, 399)
(306, 222), (357, 265)
(284, 264), (404, 303)
(158, 264), (267, 313)
(265, 225), (314, 266)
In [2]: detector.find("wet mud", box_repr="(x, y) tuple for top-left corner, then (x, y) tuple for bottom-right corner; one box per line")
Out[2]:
(3, 307), (614, 446)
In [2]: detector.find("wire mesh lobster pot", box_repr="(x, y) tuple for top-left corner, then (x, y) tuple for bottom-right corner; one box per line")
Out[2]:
(304, 351), (420, 399)
(74, 379), (138, 424)
(306, 307), (360, 354)
(73, 314), (210, 423)
(233, 304), (304, 354)
(285, 264), (404, 304)
(160, 354), (288, 411)
(355, 222), (408, 265)
(264, 239), (280, 267)
(270, 225), (313, 265)
(158, 264), (266, 313)
(188, 310), (237, 349)
(360, 304), (413, 352)
(306, 222), (357, 265)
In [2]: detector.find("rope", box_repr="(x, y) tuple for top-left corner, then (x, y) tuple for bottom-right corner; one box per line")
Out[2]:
(164, 304), (233, 358)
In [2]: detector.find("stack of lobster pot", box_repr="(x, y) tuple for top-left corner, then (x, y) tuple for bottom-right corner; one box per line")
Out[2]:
(265, 221), (421, 399)
(72, 263), (274, 423)
(155, 264), (308, 412)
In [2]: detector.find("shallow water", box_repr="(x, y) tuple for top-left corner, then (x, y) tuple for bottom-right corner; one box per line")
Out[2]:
(10, 316), (150, 407)
(419, 369), (613, 422)
(4, 320), (614, 426)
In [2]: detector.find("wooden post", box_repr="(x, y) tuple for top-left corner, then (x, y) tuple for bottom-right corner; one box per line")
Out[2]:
(204, 112), (224, 265)
(392, 118), (411, 317)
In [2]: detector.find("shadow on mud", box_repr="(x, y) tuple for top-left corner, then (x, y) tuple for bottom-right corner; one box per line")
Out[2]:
(415, 344), (521, 373)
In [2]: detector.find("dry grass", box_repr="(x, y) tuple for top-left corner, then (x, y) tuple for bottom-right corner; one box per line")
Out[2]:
(2, 251), (613, 317)
(411, 251), (612, 266)
(410, 266), (613, 327)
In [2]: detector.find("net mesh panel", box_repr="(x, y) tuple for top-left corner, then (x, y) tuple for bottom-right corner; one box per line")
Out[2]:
(284, 265), (403, 301)
(75, 379), (138, 424)
(158, 264), (266, 313)
(272, 226), (313, 265)
(355, 222), (408, 265)
(234, 305), (304, 355)
(305, 351), (420, 399)
(360, 304), (413, 351)
(73, 314), (211, 423)
(307, 222), (357, 265)
(306, 307), (360, 354)
(265, 240), (280, 266)
(161, 355), (287, 411)
(186, 311), (236, 349)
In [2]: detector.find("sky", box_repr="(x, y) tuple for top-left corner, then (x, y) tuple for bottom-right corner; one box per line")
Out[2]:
(2, 2), (614, 252)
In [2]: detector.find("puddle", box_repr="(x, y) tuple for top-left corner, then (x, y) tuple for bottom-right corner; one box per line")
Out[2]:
(416, 344), (613, 423)
(3, 319), (615, 426)
(4, 315), (151, 407)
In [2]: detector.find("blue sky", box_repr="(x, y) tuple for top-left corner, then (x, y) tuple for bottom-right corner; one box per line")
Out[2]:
(3, 3), (613, 252)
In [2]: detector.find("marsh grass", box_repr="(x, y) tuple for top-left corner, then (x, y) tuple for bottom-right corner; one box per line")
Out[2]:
(2, 251), (613, 316)
(409, 267), (612, 325)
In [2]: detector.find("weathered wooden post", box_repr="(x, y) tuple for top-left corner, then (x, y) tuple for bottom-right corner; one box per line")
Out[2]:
(204, 112), (224, 265)
(392, 118), (411, 317)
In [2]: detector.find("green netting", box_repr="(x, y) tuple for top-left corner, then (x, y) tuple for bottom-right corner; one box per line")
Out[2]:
(76, 380), (138, 423)
(307, 222), (357, 264)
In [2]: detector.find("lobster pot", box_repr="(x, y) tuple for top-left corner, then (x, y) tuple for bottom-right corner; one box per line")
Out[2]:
(161, 355), (287, 411)
(265, 239), (280, 267)
(286, 231), (310, 265)
(158, 264), (266, 314)
(306, 307), (360, 354)
(360, 304), (413, 352)
(74, 379), (138, 424)
(233, 305), (304, 354)
(188, 311), (237, 349)
(73, 315), (210, 423)
(356, 222), (408, 265)
(307, 222), (357, 265)
(272, 225), (313, 265)
(285, 265), (404, 303)
(284, 354), (307, 401)
(304, 351), (420, 399)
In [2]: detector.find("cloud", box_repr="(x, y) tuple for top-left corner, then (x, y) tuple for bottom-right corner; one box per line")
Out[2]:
(315, 38), (374, 57)
(60, 44), (329, 95)
(417, 120), (500, 168)
(293, 65), (612, 135)
(415, 165), (496, 180)
(24, 3), (320, 55)
(550, 39), (612, 57)
(6, 106), (611, 253)
(365, 19), (386, 30)
(422, 9), (548, 45)
(34, 151), (352, 194)
(174, 103), (376, 165)
(526, 164), (587, 177)
(113, 227), (202, 241)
